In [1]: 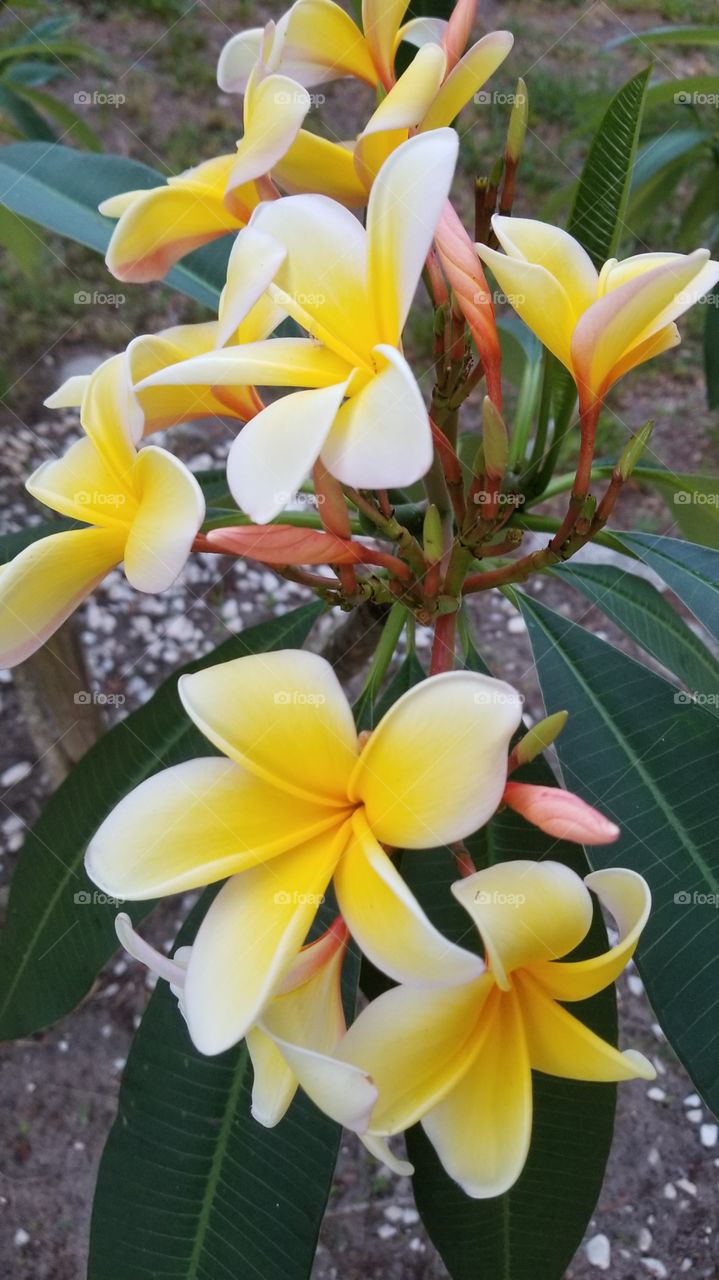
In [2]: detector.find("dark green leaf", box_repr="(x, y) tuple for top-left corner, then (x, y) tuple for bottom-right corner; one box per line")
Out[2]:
(612, 532), (719, 640)
(705, 286), (719, 410)
(607, 25), (719, 49)
(516, 590), (719, 1112)
(0, 604), (322, 1040)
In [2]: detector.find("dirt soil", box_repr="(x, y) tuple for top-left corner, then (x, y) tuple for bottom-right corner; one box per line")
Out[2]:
(1, 1), (718, 1277)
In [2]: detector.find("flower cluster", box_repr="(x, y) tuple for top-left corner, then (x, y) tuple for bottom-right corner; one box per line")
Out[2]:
(4, 0), (712, 1198)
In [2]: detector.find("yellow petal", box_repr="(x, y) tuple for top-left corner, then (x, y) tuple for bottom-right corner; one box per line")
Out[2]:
(263, 1036), (378, 1130)
(183, 823), (349, 1053)
(44, 373), (89, 410)
(247, 1026), (298, 1126)
(355, 44), (446, 188)
(530, 867), (651, 1002)
(130, 322), (264, 430)
(0, 527), (123, 668)
(217, 225), (287, 347)
(476, 243), (577, 370)
(281, 0), (376, 86)
(273, 131), (367, 205)
(361, 1135), (414, 1177)
(339, 974), (492, 1132)
(420, 31), (514, 130)
(228, 73), (310, 194)
(366, 129), (458, 345)
(422, 986), (533, 1198)
(333, 810), (485, 985)
(516, 971), (655, 1081)
(321, 346), (432, 489)
(71, 351), (140, 482)
(86, 757), (342, 899)
(103, 155), (245, 283)
(350, 670), (522, 849)
(178, 650), (360, 805)
(140, 337), (350, 394)
(26, 437), (135, 529)
(452, 860), (594, 990)
(491, 215), (598, 318)
(362, 0), (409, 85)
(123, 446), (204, 593)
(598, 250), (681, 294)
(606, 321), (680, 388)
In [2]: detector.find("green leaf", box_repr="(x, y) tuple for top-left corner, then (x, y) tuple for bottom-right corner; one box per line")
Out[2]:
(0, 82), (55, 140)
(611, 532), (719, 641)
(405, 750), (617, 1280)
(705, 286), (719, 410)
(628, 130), (710, 226)
(0, 516), (78, 564)
(607, 24), (719, 49)
(0, 142), (230, 306)
(0, 204), (44, 277)
(9, 82), (102, 151)
(0, 604), (322, 1040)
(89, 888), (357, 1280)
(645, 74), (719, 111)
(551, 561), (719, 714)
(515, 590), (719, 1113)
(596, 463), (719, 548)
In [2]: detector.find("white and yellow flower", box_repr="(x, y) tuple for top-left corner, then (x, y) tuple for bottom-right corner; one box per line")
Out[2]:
(0, 369), (204, 668)
(86, 651), (522, 1055)
(138, 130), (458, 522)
(477, 217), (719, 409)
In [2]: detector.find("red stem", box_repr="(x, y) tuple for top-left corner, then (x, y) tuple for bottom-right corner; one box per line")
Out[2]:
(430, 611), (458, 674)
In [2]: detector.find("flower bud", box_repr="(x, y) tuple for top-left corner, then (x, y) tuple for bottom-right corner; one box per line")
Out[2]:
(503, 781), (620, 845)
(482, 396), (508, 478)
(506, 79), (528, 165)
(512, 711), (568, 766)
(618, 420), (654, 481)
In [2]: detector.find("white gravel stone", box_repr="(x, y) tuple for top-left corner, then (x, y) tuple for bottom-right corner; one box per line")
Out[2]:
(676, 1178), (697, 1196)
(641, 1261), (668, 1279)
(686, 1109), (703, 1123)
(700, 1123), (718, 1147)
(1, 761), (32, 787)
(663, 1183), (677, 1200)
(684, 1093), (701, 1107)
(585, 1234), (611, 1270)
(507, 615), (526, 634)
(14, 1229), (30, 1247)
(377, 1224), (396, 1240)
(638, 1227), (652, 1252)
(647, 1087), (666, 1102)
(628, 974), (644, 996)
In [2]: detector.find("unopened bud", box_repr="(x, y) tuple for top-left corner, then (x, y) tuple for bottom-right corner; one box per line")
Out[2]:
(506, 78), (528, 164)
(423, 504), (444, 563)
(482, 396), (508, 477)
(619, 420), (654, 481)
(503, 781), (620, 845)
(513, 710), (568, 766)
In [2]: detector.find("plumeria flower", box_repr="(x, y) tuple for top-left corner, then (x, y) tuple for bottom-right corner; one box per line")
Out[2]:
(115, 913), (378, 1133)
(477, 216), (719, 412)
(323, 859), (654, 1198)
(138, 130), (458, 522)
(0, 370), (204, 668)
(86, 651), (522, 1054)
(100, 65), (312, 283)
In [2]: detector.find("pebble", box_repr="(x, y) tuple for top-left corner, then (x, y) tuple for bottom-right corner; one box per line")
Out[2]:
(700, 1123), (718, 1148)
(686, 1109), (703, 1123)
(663, 1183), (677, 1200)
(1, 761), (32, 788)
(676, 1178), (697, 1197)
(647, 1087), (666, 1102)
(642, 1261), (668, 1279)
(507, 616), (526, 634)
(585, 1234), (611, 1270)
(14, 1229), (30, 1247)
(377, 1224), (396, 1240)
(680, 1261), (692, 1272)
(628, 974), (644, 996)
(647, 1147), (661, 1167)
(638, 1227), (653, 1252)
(684, 1093), (701, 1107)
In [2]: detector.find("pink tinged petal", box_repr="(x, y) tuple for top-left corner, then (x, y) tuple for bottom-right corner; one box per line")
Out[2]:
(265, 924), (348, 1049)
(420, 31), (515, 131)
(246, 1026), (299, 1126)
(366, 129), (459, 345)
(217, 227), (287, 347)
(441, 0), (476, 71)
(0, 527), (123, 669)
(571, 249), (718, 400)
(452, 859), (594, 990)
(278, 0), (376, 87)
(515, 971), (656, 1081)
(85, 757), (343, 900)
(531, 868), (652, 1002)
(435, 201), (502, 405)
(361, 1135), (414, 1177)
(502, 781), (620, 845)
(178, 649), (360, 806)
(229, 74), (310, 194)
(606, 322), (680, 388)
(491, 215), (598, 316)
(227, 379), (349, 524)
(350, 671), (522, 849)
(362, 0), (410, 86)
(333, 810), (485, 986)
(339, 974), (492, 1133)
(421, 986), (533, 1198)
(122, 446), (204, 593)
(183, 824), (349, 1053)
(321, 346), (431, 489)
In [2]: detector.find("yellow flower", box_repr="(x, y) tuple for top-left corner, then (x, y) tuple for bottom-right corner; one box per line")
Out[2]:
(477, 217), (719, 409)
(139, 131), (459, 522)
(327, 859), (654, 1197)
(0, 367), (204, 668)
(86, 651), (522, 1054)
(116, 913), (377, 1131)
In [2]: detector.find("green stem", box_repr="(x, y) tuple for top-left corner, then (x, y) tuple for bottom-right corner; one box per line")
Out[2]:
(508, 356), (542, 469)
(357, 603), (408, 705)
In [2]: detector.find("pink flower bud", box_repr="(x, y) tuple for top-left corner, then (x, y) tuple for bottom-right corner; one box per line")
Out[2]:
(435, 201), (502, 406)
(444, 0), (477, 73)
(503, 782), (620, 845)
